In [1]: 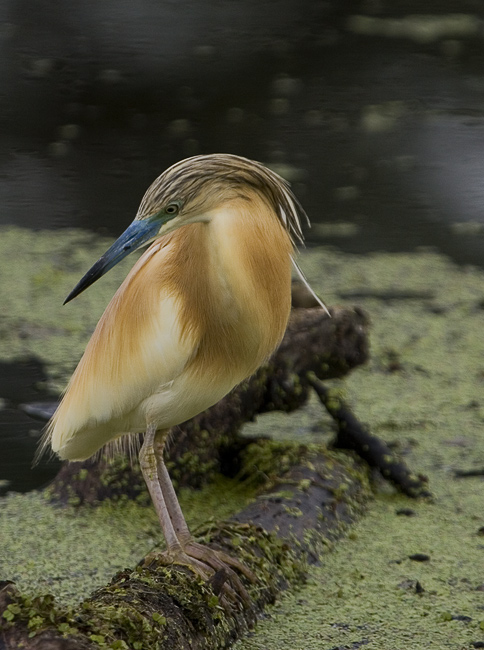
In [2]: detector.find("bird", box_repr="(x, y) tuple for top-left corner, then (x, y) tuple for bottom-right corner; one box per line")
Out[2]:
(39, 153), (320, 597)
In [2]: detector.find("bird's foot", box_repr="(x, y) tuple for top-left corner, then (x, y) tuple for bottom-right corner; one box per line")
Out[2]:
(141, 542), (254, 608)
(183, 540), (255, 606)
(142, 547), (212, 578)
(184, 540), (255, 582)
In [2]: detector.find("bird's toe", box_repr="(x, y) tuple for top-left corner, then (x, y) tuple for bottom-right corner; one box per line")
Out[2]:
(183, 541), (254, 607)
(140, 542), (253, 609)
(140, 548), (212, 580)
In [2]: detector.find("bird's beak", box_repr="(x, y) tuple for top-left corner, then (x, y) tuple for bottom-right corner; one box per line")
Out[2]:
(64, 218), (160, 304)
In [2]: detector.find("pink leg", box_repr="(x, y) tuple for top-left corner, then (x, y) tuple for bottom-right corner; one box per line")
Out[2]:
(139, 424), (182, 553)
(153, 430), (255, 591)
(142, 426), (254, 606)
(154, 431), (192, 546)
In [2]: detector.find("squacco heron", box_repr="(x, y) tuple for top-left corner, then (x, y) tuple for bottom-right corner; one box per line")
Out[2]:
(40, 153), (317, 595)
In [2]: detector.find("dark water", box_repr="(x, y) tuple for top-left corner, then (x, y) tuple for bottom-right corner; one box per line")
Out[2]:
(2, 1), (484, 493)
(0, 360), (61, 495)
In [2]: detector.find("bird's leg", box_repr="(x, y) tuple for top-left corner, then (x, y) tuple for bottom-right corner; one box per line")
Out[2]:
(139, 425), (210, 577)
(152, 430), (255, 604)
(153, 430), (191, 546)
(139, 425), (182, 552)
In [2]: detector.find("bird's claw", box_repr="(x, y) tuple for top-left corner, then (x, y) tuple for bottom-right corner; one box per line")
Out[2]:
(142, 547), (212, 578)
(183, 541), (255, 607)
(141, 542), (254, 609)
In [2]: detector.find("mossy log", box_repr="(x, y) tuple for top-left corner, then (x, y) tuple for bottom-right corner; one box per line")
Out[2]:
(0, 443), (370, 650)
(49, 305), (370, 505)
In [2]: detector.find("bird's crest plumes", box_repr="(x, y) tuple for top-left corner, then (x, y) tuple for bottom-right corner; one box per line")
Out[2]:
(137, 153), (309, 246)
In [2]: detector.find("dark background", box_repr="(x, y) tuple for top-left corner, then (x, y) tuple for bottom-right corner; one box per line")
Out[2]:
(2, 0), (484, 493)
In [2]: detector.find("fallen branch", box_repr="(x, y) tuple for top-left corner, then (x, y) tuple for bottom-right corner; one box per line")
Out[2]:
(0, 444), (370, 650)
(454, 467), (484, 478)
(1, 303), (430, 648)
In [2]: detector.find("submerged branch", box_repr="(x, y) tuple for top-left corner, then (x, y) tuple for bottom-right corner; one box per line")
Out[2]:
(307, 374), (431, 498)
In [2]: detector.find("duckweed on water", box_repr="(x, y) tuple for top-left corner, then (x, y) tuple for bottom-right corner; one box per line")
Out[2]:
(0, 476), (255, 604)
(236, 247), (484, 649)
(2, 227), (484, 648)
(0, 226), (141, 391)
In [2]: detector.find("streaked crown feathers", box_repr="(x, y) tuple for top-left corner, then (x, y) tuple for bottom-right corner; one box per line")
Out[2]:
(137, 153), (308, 245)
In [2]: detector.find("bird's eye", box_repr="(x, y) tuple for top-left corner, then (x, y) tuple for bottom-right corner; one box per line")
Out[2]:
(165, 203), (179, 215)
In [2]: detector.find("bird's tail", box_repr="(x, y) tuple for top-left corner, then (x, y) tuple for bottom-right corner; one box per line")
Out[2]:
(32, 420), (56, 467)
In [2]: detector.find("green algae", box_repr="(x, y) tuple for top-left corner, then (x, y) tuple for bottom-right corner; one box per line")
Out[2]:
(0, 225), (142, 391)
(233, 246), (484, 650)
(234, 492), (484, 649)
(1, 521), (306, 649)
(2, 226), (484, 647)
(0, 476), (255, 604)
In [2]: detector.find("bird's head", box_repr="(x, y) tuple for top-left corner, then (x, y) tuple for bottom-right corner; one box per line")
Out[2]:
(64, 153), (307, 304)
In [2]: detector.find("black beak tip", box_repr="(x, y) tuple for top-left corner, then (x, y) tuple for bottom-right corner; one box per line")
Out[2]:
(63, 288), (79, 305)
(62, 258), (107, 306)
(63, 277), (92, 305)
(61, 219), (152, 307)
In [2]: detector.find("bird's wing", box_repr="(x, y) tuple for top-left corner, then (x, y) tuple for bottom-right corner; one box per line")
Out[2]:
(46, 237), (198, 459)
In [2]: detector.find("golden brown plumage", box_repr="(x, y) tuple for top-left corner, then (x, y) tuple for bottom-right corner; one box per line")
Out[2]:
(40, 153), (315, 597)
(48, 191), (292, 459)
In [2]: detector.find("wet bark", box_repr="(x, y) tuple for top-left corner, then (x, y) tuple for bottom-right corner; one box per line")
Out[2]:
(49, 305), (370, 505)
(0, 444), (370, 650)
